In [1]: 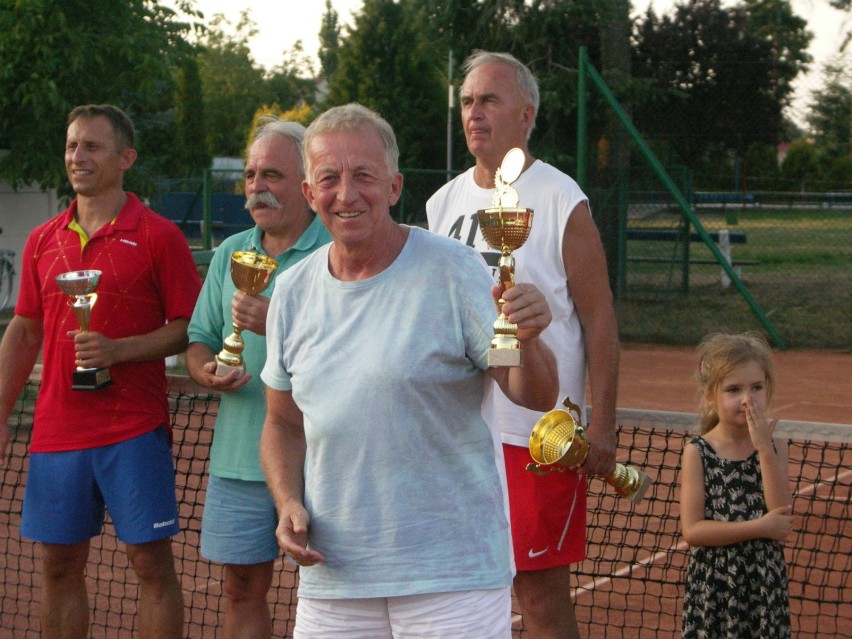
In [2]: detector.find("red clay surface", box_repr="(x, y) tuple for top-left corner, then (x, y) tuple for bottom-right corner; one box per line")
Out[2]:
(615, 342), (850, 425)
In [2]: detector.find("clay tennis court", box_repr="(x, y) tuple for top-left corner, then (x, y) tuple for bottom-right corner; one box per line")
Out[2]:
(615, 342), (850, 425)
(2, 344), (849, 638)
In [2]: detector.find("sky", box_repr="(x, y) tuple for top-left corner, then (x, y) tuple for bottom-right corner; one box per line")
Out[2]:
(187, 0), (849, 121)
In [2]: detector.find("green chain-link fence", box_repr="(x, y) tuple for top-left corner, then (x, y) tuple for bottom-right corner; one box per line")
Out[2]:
(576, 48), (851, 350)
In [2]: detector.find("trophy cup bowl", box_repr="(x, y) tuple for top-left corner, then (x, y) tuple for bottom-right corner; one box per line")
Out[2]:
(476, 208), (534, 367)
(527, 397), (653, 504)
(55, 270), (112, 391)
(215, 251), (279, 376)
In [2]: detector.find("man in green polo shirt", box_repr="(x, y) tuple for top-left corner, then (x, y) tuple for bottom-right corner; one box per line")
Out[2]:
(186, 117), (331, 639)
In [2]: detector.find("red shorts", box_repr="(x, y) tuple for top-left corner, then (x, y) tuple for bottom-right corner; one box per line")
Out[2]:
(503, 443), (586, 571)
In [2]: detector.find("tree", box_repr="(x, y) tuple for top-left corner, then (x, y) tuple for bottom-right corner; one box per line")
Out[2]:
(0, 0), (201, 190)
(631, 0), (811, 171)
(742, 0), (812, 101)
(175, 56), (212, 178)
(780, 138), (821, 189)
(806, 64), (852, 164)
(324, 0), (446, 172)
(743, 142), (781, 190)
(405, 0), (603, 171)
(196, 12), (268, 158)
(318, 0), (341, 81)
(196, 12), (316, 159)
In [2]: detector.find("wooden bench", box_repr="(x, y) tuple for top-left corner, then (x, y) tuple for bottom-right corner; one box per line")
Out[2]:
(626, 228), (746, 244)
(626, 228), (757, 287)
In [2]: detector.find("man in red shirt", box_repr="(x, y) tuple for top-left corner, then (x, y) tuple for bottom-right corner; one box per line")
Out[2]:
(0, 104), (201, 639)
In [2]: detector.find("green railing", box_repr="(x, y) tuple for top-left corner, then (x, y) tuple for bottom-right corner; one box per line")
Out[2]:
(576, 47), (788, 349)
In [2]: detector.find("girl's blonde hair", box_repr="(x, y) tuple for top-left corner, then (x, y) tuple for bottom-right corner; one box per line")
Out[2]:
(696, 332), (776, 434)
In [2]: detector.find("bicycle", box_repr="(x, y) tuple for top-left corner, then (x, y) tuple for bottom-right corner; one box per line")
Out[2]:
(0, 227), (16, 311)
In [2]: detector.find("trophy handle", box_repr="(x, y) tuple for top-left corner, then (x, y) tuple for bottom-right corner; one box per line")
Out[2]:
(561, 396), (583, 422)
(525, 462), (567, 477)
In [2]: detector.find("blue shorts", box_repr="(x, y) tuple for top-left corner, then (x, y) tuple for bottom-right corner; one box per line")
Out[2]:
(21, 426), (179, 545)
(201, 475), (281, 565)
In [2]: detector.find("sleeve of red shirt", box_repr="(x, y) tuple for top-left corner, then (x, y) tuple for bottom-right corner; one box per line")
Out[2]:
(152, 218), (202, 322)
(14, 222), (51, 320)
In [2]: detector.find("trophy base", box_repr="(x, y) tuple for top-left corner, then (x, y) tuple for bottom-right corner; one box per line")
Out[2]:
(624, 469), (654, 505)
(72, 367), (112, 391)
(215, 359), (246, 378)
(488, 347), (523, 367)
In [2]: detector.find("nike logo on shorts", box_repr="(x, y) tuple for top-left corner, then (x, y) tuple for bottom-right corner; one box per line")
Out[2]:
(528, 547), (549, 559)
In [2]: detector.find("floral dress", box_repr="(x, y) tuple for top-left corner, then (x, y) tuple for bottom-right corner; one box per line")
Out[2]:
(682, 437), (791, 638)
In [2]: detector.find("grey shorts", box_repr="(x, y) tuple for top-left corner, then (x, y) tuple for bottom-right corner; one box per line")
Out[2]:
(200, 475), (281, 565)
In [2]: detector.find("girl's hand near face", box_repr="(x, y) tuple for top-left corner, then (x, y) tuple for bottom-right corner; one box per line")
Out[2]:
(745, 395), (777, 455)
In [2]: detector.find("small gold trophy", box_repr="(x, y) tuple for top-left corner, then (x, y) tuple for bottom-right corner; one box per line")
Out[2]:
(477, 148), (533, 367)
(55, 269), (112, 391)
(527, 397), (653, 504)
(215, 251), (279, 377)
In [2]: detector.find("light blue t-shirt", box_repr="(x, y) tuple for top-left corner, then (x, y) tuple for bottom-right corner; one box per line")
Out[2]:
(262, 226), (513, 599)
(188, 216), (331, 480)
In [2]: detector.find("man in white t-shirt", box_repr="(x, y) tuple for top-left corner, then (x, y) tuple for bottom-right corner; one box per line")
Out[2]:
(260, 103), (559, 638)
(427, 50), (620, 639)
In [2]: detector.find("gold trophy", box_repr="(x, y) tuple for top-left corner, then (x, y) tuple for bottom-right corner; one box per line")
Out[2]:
(215, 251), (279, 377)
(55, 269), (112, 391)
(527, 397), (653, 504)
(477, 147), (533, 367)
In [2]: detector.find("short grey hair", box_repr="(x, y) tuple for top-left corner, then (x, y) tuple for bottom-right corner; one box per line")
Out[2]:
(303, 103), (399, 180)
(252, 116), (306, 177)
(462, 50), (540, 138)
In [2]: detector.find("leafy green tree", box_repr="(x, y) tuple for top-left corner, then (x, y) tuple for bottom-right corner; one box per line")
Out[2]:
(318, 0), (341, 81)
(742, 0), (812, 101)
(825, 156), (852, 189)
(196, 12), (268, 158)
(743, 142), (781, 190)
(780, 138), (821, 189)
(324, 0), (446, 172)
(806, 64), (851, 164)
(0, 0), (201, 190)
(175, 56), (212, 178)
(631, 0), (810, 170)
(266, 41), (319, 114)
(196, 12), (316, 158)
(410, 0), (603, 171)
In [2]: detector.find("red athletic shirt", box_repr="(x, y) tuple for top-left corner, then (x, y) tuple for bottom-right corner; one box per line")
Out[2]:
(15, 193), (202, 452)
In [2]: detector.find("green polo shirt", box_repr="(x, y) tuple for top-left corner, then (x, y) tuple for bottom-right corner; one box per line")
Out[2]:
(188, 215), (331, 480)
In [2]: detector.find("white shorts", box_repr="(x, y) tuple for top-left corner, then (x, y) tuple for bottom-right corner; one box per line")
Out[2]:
(294, 587), (511, 638)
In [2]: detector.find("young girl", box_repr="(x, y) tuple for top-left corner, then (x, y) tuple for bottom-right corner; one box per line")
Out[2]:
(680, 332), (794, 638)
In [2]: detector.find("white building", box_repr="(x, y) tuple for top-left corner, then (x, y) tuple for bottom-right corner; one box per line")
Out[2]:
(0, 177), (59, 310)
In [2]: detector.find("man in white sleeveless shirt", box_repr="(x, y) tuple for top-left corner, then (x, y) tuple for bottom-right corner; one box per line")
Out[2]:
(427, 51), (621, 639)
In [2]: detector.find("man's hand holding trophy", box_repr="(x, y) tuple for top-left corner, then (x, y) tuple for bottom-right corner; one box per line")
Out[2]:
(215, 251), (278, 377)
(56, 270), (112, 391)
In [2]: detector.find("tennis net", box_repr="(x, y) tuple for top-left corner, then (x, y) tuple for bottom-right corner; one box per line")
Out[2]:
(1, 378), (849, 638)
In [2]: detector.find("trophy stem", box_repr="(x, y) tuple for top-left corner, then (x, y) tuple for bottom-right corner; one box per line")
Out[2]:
(217, 324), (246, 369)
(72, 294), (96, 332)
